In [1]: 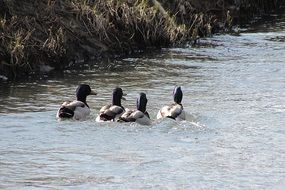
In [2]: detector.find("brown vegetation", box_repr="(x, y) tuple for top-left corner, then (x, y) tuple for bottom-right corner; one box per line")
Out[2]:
(0, 0), (284, 80)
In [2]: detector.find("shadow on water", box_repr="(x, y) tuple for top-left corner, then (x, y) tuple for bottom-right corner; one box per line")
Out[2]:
(244, 13), (285, 33)
(0, 52), (204, 114)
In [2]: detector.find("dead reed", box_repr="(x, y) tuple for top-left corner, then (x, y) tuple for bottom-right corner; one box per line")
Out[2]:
(0, 0), (284, 79)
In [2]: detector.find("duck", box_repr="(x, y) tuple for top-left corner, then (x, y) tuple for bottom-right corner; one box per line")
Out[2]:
(56, 84), (97, 120)
(118, 92), (151, 125)
(96, 87), (127, 122)
(157, 86), (186, 121)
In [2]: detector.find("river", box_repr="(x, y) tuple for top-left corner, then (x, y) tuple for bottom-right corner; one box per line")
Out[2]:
(0, 14), (284, 189)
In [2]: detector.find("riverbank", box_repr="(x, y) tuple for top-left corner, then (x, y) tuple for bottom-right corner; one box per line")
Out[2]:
(0, 0), (284, 80)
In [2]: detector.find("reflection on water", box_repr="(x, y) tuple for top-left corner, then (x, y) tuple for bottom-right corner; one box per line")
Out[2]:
(0, 14), (285, 189)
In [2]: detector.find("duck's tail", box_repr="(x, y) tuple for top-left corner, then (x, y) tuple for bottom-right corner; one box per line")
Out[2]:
(166, 116), (176, 120)
(118, 117), (136, 122)
(58, 107), (74, 118)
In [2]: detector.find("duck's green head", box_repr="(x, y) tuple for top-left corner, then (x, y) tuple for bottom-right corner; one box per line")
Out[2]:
(76, 84), (97, 103)
(112, 87), (127, 106)
(173, 86), (183, 104)
(137, 92), (148, 113)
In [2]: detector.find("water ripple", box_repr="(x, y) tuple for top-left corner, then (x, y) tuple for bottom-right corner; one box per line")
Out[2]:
(1, 14), (285, 189)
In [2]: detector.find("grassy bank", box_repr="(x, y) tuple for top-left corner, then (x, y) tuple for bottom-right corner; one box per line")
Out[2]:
(0, 0), (284, 80)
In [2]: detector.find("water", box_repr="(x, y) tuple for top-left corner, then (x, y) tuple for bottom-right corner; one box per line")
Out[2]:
(0, 14), (285, 189)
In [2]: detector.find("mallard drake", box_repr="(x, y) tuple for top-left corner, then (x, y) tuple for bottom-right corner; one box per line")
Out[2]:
(118, 92), (151, 125)
(96, 87), (126, 122)
(56, 84), (97, 120)
(157, 86), (186, 121)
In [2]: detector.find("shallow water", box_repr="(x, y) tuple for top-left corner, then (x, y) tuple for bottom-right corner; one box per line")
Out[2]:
(0, 14), (285, 189)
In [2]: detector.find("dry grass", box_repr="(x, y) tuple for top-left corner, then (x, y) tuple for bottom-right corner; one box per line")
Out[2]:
(0, 0), (284, 79)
